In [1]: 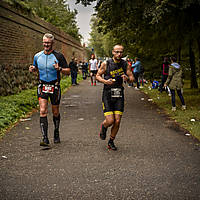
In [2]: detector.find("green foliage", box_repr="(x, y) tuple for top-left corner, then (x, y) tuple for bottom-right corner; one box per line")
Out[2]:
(3, 0), (81, 41)
(3, 0), (32, 13)
(0, 76), (74, 135)
(141, 80), (200, 141)
(75, 0), (96, 6)
(87, 0), (200, 88)
(89, 17), (108, 57)
(0, 88), (38, 134)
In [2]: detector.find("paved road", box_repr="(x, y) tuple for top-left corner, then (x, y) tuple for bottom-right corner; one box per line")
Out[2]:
(0, 80), (200, 200)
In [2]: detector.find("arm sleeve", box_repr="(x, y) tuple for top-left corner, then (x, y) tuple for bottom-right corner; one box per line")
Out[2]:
(58, 53), (68, 68)
(33, 55), (38, 68)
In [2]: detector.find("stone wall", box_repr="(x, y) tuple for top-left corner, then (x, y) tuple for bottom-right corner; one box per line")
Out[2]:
(0, 2), (87, 96)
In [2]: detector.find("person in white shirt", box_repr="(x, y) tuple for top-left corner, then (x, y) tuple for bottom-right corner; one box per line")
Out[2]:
(89, 54), (98, 86)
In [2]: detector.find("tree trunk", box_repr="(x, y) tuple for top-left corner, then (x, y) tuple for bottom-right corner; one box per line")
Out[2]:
(189, 40), (198, 88)
(197, 37), (200, 75)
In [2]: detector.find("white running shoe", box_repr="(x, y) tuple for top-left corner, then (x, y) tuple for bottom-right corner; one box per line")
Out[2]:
(172, 107), (176, 111)
(182, 105), (186, 110)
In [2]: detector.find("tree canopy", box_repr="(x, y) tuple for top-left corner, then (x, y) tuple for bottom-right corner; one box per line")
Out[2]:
(86, 0), (200, 87)
(4, 0), (81, 41)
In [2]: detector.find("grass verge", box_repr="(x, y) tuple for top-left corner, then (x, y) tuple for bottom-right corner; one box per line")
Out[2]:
(140, 80), (200, 141)
(0, 75), (82, 137)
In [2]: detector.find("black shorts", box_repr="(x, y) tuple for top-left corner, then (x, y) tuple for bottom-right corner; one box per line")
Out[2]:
(102, 88), (124, 116)
(90, 70), (98, 76)
(37, 83), (61, 105)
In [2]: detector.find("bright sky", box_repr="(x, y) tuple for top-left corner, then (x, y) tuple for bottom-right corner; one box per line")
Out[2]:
(67, 0), (96, 46)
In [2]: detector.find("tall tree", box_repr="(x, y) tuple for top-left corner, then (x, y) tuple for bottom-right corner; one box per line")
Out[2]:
(86, 0), (200, 87)
(4, 0), (81, 41)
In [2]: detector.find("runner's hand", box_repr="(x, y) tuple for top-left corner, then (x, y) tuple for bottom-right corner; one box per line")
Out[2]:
(121, 74), (129, 82)
(105, 78), (114, 85)
(29, 65), (36, 72)
(53, 61), (61, 71)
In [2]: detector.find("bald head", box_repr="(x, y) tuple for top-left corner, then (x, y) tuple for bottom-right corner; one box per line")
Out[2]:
(113, 45), (124, 51)
(112, 44), (124, 61)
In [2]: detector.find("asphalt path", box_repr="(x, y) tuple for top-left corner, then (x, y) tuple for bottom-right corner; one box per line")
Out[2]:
(0, 79), (200, 200)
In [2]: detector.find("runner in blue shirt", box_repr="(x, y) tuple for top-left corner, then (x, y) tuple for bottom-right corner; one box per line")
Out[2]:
(29, 33), (70, 146)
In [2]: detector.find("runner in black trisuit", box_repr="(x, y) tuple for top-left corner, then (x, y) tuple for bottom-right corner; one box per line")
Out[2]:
(29, 33), (70, 146)
(96, 45), (134, 150)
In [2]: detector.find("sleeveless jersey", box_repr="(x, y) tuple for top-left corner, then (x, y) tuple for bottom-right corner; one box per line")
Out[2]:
(104, 58), (127, 90)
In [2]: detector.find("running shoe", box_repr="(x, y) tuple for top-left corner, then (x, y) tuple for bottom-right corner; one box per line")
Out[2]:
(54, 130), (61, 143)
(99, 123), (107, 140)
(108, 140), (117, 151)
(172, 107), (176, 111)
(181, 105), (186, 110)
(40, 137), (49, 146)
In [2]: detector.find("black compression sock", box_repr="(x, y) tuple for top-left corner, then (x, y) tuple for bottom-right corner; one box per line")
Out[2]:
(53, 114), (60, 131)
(40, 116), (48, 138)
(109, 136), (115, 142)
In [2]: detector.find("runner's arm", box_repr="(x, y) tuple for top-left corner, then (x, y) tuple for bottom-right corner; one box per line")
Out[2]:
(96, 61), (114, 85)
(29, 65), (38, 73)
(54, 54), (70, 75)
(53, 62), (70, 75)
(61, 67), (70, 75)
(121, 63), (134, 83)
(29, 55), (38, 73)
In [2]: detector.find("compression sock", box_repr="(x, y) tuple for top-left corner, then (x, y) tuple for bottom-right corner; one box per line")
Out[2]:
(53, 114), (60, 131)
(109, 135), (115, 142)
(40, 116), (48, 138)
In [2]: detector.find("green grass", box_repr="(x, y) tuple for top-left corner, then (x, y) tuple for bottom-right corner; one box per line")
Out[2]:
(0, 75), (82, 136)
(141, 80), (200, 141)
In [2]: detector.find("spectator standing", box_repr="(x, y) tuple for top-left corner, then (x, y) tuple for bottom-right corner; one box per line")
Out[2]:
(69, 57), (78, 86)
(164, 57), (186, 111)
(82, 61), (88, 80)
(89, 54), (98, 86)
(127, 58), (133, 87)
(132, 57), (141, 90)
(138, 64), (144, 88)
(159, 57), (170, 93)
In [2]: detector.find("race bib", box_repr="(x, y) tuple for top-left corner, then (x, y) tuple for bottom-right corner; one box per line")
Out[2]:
(111, 88), (122, 98)
(42, 84), (54, 94)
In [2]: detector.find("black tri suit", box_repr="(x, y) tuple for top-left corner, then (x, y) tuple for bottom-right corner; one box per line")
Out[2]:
(102, 58), (127, 116)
